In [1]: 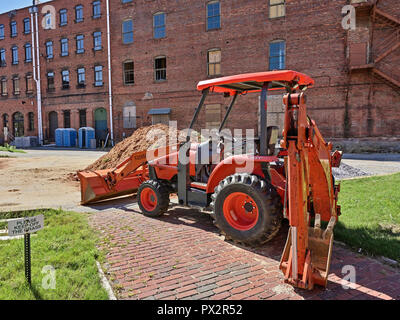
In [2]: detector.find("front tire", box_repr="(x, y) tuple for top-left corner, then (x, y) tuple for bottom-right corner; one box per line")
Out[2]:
(211, 173), (283, 246)
(138, 180), (170, 217)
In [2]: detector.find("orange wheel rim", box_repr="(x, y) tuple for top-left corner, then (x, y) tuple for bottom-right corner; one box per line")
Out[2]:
(140, 188), (158, 211)
(223, 192), (259, 231)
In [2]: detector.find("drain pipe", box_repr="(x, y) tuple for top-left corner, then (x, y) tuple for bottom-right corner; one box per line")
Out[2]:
(106, 0), (114, 146)
(29, 1), (43, 145)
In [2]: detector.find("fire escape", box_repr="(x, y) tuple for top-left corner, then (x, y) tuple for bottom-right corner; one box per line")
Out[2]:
(348, 0), (400, 93)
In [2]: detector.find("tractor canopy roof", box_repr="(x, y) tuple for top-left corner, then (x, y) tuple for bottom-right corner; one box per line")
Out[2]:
(197, 70), (314, 95)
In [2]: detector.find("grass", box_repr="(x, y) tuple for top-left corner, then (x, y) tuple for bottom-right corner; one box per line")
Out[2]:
(336, 173), (400, 262)
(0, 209), (108, 300)
(0, 144), (26, 153)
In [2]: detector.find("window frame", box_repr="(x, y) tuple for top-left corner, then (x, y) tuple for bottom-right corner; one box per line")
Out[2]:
(59, 9), (68, 26)
(77, 67), (86, 87)
(153, 12), (166, 39)
(47, 71), (55, 91)
(46, 41), (54, 59)
(206, 1), (221, 31)
(10, 21), (17, 38)
(94, 65), (103, 87)
(122, 19), (134, 44)
(11, 46), (18, 65)
(60, 38), (69, 57)
(123, 60), (135, 85)
(12, 76), (20, 95)
(24, 43), (32, 63)
(23, 18), (31, 34)
(207, 48), (221, 77)
(1, 78), (7, 96)
(61, 69), (70, 89)
(92, 1), (101, 19)
(269, 40), (286, 70)
(0, 48), (6, 67)
(26, 73), (33, 94)
(0, 25), (4, 40)
(154, 56), (167, 82)
(93, 31), (102, 51)
(269, 0), (286, 19)
(76, 35), (85, 54)
(75, 5), (84, 23)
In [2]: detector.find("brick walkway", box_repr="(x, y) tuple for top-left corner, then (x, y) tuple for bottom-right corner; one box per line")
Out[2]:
(89, 202), (400, 300)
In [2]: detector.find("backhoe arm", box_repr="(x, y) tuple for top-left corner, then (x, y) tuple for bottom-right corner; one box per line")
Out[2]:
(279, 92), (341, 289)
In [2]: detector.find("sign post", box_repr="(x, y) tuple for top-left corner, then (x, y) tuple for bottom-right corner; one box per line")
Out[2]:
(7, 215), (44, 285)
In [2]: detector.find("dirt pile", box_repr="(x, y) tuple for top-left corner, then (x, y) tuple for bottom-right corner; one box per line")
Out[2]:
(85, 124), (189, 171)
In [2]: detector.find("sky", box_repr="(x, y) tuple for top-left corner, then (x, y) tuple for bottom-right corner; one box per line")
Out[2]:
(0, 0), (52, 14)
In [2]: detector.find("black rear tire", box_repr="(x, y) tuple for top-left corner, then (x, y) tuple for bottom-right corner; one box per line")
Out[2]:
(210, 173), (283, 246)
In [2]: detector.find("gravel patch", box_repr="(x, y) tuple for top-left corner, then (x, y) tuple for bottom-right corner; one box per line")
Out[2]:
(333, 162), (370, 180)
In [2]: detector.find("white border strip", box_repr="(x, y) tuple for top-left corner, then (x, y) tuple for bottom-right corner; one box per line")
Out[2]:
(96, 261), (117, 300)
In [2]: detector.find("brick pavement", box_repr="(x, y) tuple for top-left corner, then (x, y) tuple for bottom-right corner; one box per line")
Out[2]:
(89, 202), (400, 300)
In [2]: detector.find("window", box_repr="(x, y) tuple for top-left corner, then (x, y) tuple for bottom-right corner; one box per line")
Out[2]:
(154, 56), (166, 81)
(28, 112), (34, 131)
(76, 35), (84, 53)
(94, 65), (103, 86)
(60, 9), (68, 26)
(26, 74), (33, 93)
(123, 61), (134, 84)
(153, 13), (166, 39)
(47, 72), (55, 91)
(13, 77), (20, 95)
(75, 5), (84, 22)
(12, 46), (18, 65)
(0, 49), (5, 67)
(93, 31), (102, 50)
(46, 41), (53, 59)
(122, 20), (133, 44)
(122, 0), (132, 3)
(79, 109), (87, 127)
(77, 67), (85, 87)
(63, 110), (71, 128)
(1, 78), (7, 96)
(269, 0), (285, 19)
(207, 49), (221, 76)
(44, 12), (53, 29)
(61, 70), (69, 89)
(207, 1), (221, 30)
(0, 25), (4, 40)
(206, 104), (221, 129)
(25, 43), (32, 62)
(269, 40), (286, 70)
(61, 38), (69, 56)
(10, 21), (17, 37)
(24, 18), (30, 34)
(93, 1), (101, 19)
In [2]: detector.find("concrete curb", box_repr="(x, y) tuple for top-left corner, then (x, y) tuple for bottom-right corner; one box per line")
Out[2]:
(96, 261), (117, 300)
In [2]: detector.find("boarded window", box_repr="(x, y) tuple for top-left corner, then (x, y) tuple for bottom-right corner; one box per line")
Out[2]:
(205, 104), (221, 129)
(349, 43), (368, 66)
(152, 114), (170, 125)
(26, 74), (33, 93)
(28, 112), (34, 131)
(1, 78), (7, 96)
(13, 77), (20, 95)
(207, 49), (221, 76)
(269, 0), (285, 18)
(123, 105), (136, 129)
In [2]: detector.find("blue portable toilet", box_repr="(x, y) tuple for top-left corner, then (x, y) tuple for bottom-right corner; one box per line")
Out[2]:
(63, 128), (77, 147)
(55, 128), (64, 147)
(79, 127), (96, 149)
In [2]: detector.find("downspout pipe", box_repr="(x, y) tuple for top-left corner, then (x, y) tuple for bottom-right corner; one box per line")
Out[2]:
(106, 0), (114, 146)
(30, 2), (43, 145)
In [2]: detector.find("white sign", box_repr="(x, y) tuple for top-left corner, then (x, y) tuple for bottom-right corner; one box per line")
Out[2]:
(8, 215), (44, 236)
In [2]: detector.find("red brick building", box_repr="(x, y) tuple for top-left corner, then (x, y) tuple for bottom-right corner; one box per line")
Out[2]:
(0, 0), (399, 146)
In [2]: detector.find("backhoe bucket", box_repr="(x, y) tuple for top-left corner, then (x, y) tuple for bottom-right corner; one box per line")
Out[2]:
(279, 215), (335, 289)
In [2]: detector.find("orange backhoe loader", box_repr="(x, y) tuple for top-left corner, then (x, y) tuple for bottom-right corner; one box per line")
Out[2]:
(78, 70), (342, 290)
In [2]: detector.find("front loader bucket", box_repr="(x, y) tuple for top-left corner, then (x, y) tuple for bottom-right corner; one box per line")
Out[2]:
(279, 215), (336, 289)
(78, 168), (147, 205)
